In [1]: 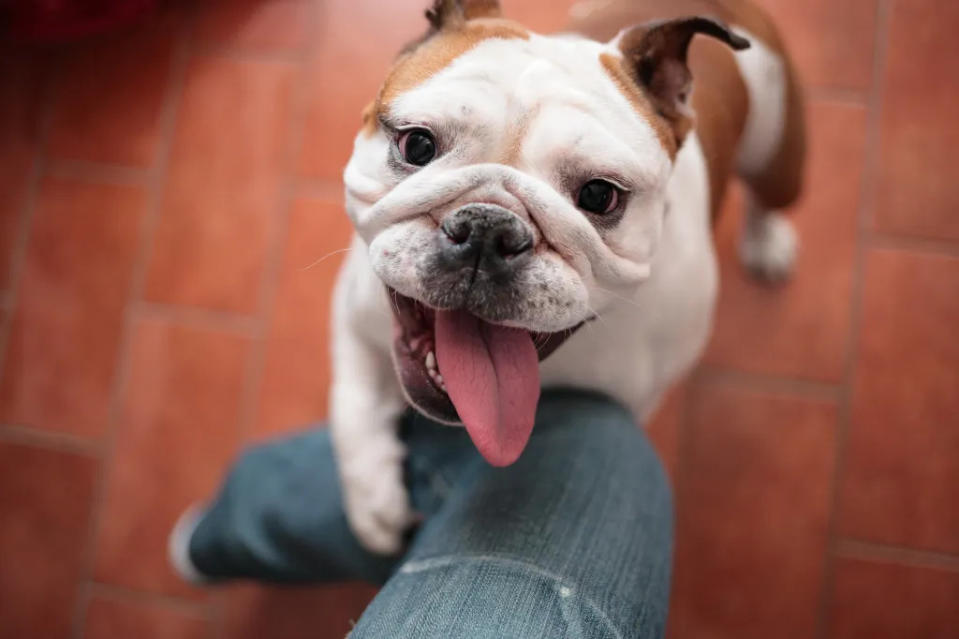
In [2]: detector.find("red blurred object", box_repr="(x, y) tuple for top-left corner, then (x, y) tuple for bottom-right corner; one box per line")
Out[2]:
(3, 0), (159, 43)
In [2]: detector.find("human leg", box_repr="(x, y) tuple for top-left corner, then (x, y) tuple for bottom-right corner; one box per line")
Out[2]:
(353, 390), (673, 639)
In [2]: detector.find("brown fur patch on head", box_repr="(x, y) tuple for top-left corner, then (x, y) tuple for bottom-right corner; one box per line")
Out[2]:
(571, 0), (805, 214)
(498, 103), (541, 166)
(426, 0), (503, 30)
(457, 0), (502, 21)
(361, 18), (528, 137)
(599, 52), (679, 158)
(601, 17), (749, 160)
(360, 101), (378, 137)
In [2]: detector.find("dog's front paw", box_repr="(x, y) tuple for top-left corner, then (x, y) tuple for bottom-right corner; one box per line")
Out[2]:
(341, 454), (417, 555)
(739, 210), (798, 283)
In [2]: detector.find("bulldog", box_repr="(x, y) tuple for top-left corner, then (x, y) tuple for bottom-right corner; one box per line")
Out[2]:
(330, 0), (805, 553)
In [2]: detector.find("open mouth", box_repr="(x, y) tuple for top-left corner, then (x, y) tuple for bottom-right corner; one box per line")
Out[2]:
(388, 288), (582, 466)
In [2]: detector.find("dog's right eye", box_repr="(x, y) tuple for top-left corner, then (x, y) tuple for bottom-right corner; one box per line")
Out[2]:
(398, 129), (436, 167)
(577, 179), (620, 215)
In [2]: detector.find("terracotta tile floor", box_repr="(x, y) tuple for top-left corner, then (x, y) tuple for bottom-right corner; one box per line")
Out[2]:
(1, 1), (957, 637)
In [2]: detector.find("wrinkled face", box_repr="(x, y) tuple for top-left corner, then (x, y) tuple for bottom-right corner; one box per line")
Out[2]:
(342, 16), (676, 453)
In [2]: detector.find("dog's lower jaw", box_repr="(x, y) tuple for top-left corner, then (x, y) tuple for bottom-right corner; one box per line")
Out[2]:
(387, 287), (586, 427)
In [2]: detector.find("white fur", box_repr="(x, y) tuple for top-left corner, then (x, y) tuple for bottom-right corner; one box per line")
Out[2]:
(330, 26), (789, 553)
(539, 133), (716, 419)
(329, 238), (417, 554)
(740, 201), (798, 281)
(733, 29), (798, 281)
(733, 29), (787, 178)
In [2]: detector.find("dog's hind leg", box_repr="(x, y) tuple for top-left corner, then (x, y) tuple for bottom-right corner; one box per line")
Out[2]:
(733, 24), (806, 282)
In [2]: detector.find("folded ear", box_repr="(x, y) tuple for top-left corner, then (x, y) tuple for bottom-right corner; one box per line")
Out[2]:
(616, 16), (749, 148)
(425, 0), (502, 31)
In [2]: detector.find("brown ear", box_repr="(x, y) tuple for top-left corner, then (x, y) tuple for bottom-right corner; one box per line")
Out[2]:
(425, 0), (502, 31)
(618, 17), (749, 147)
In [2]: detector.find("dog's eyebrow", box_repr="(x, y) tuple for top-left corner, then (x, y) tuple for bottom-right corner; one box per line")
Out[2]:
(558, 155), (656, 195)
(378, 113), (440, 134)
(377, 114), (398, 131)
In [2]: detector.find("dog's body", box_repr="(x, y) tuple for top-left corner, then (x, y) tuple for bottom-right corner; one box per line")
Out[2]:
(330, 0), (805, 553)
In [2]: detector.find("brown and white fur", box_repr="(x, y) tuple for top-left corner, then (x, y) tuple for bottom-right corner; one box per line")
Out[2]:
(330, 0), (805, 553)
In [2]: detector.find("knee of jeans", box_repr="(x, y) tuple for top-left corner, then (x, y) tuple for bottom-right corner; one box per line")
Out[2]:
(354, 556), (634, 639)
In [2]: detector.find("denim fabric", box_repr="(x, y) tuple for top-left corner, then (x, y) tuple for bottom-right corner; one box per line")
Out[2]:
(188, 389), (673, 638)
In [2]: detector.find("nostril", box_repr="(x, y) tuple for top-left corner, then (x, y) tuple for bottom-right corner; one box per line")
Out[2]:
(441, 218), (471, 245)
(438, 206), (531, 273)
(494, 230), (533, 258)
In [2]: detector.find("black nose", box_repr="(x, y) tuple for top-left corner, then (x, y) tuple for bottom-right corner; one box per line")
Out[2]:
(438, 205), (533, 279)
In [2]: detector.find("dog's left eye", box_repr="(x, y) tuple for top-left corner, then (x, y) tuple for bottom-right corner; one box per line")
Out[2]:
(398, 129), (436, 166)
(577, 179), (620, 215)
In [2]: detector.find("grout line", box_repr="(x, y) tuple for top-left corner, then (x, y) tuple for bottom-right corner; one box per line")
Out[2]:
(190, 43), (307, 65)
(0, 68), (55, 395)
(814, 1), (894, 637)
(70, 14), (197, 639)
(208, 4), (321, 638)
(834, 538), (959, 573)
(189, 0), (313, 66)
(231, 187), (292, 446)
(132, 301), (261, 337)
(805, 85), (870, 107)
(0, 424), (104, 457)
(86, 581), (215, 619)
(866, 230), (959, 258)
(692, 365), (842, 403)
(232, 0), (321, 449)
(45, 159), (151, 186)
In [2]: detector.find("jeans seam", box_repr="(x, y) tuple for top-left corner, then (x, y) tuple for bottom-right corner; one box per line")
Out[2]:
(398, 553), (625, 639)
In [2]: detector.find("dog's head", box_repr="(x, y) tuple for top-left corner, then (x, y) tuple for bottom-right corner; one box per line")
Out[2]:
(342, 0), (748, 465)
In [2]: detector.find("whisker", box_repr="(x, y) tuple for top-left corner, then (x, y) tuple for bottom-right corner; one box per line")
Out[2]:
(586, 303), (610, 329)
(300, 247), (352, 271)
(535, 332), (551, 349)
(592, 285), (643, 310)
(390, 288), (401, 314)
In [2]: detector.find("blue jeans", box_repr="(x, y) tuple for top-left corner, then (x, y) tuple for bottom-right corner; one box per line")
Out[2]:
(177, 389), (673, 638)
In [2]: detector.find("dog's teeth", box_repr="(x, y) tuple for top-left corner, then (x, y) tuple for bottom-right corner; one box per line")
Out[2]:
(425, 351), (436, 371)
(426, 364), (446, 392)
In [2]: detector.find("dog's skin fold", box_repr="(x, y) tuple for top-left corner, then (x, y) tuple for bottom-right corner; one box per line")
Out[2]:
(329, 0), (806, 553)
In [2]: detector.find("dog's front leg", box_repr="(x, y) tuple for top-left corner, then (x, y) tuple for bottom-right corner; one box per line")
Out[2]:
(329, 269), (414, 555)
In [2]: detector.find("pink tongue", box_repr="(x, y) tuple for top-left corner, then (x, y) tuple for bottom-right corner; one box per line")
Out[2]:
(434, 309), (540, 466)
